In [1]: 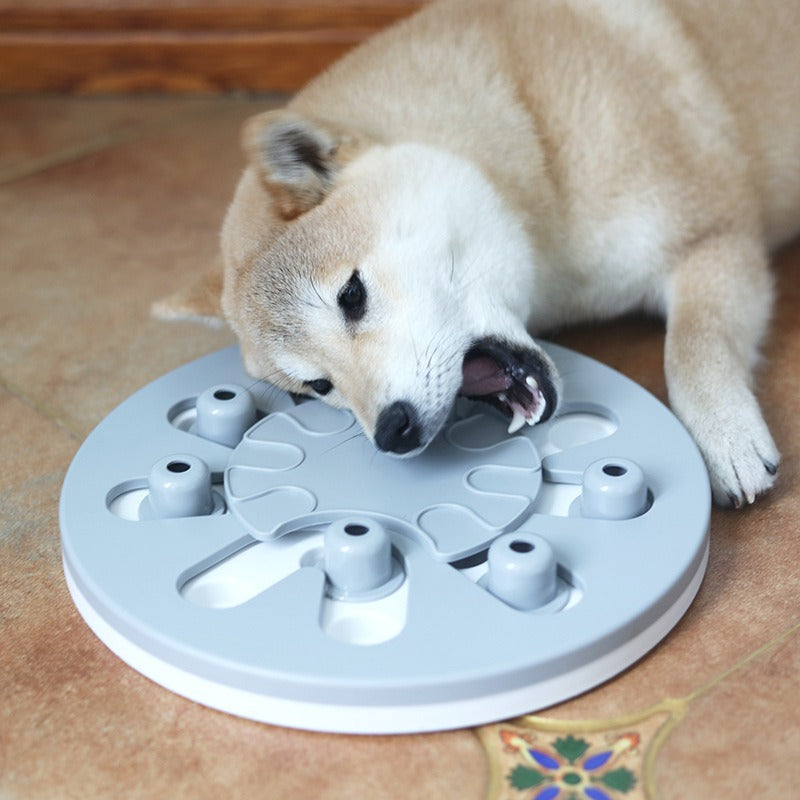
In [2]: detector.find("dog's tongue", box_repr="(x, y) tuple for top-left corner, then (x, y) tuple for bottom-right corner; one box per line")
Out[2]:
(460, 355), (513, 396)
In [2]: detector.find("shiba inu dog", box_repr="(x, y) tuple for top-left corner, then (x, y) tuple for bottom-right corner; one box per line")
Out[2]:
(156, 0), (800, 508)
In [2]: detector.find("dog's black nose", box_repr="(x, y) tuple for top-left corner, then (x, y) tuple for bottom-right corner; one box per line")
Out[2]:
(374, 401), (422, 454)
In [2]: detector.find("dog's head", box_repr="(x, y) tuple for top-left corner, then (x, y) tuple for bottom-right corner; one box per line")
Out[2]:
(187, 110), (560, 454)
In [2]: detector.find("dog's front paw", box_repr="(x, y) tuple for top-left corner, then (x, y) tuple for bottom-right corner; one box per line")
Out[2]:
(689, 396), (779, 509)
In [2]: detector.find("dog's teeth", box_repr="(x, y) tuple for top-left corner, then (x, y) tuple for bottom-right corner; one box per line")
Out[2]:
(507, 408), (527, 434)
(498, 393), (507, 403)
(528, 396), (547, 425)
(525, 375), (538, 389)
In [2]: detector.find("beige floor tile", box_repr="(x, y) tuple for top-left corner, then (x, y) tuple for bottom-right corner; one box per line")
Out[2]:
(0, 95), (282, 184)
(0, 389), (78, 558)
(0, 98), (281, 435)
(655, 625), (800, 798)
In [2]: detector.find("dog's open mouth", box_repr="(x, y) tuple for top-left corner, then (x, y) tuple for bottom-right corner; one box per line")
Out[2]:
(460, 338), (557, 433)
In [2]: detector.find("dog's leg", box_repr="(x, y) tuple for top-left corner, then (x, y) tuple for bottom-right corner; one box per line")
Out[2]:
(664, 233), (779, 508)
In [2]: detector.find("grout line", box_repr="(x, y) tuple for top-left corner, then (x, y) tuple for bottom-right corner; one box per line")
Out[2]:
(0, 374), (85, 441)
(641, 698), (689, 800)
(646, 619), (800, 799)
(0, 95), (285, 187)
(0, 131), (138, 185)
(482, 621), (800, 800)
(683, 618), (800, 703)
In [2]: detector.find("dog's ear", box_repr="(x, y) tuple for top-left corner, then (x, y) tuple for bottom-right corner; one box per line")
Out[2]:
(242, 110), (371, 219)
(151, 262), (225, 326)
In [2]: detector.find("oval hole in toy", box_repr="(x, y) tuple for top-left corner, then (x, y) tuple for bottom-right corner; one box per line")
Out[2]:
(321, 582), (409, 646)
(180, 532), (320, 609)
(214, 389), (236, 401)
(106, 481), (149, 520)
(545, 409), (617, 454)
(167, 460), (191, 473)
(345, 523), (369, 536)
(166, 397), (196, 432)
(181, 574), (260, 609)
(510, 540), (535, 553)
(602, 464), (627, 477)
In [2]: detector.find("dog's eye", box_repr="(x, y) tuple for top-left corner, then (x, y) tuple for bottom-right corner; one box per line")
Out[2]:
(337, 271), (366, 322)
(305, 378), (333, 396)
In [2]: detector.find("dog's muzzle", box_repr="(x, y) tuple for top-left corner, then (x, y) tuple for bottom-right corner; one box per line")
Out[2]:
(373, 339), (557, 456)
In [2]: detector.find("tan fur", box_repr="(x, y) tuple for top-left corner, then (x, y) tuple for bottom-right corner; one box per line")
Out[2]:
(157, 0), (800, 507)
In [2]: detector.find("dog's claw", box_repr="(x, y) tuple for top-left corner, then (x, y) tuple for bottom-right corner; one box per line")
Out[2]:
(726, 491), (742, 510)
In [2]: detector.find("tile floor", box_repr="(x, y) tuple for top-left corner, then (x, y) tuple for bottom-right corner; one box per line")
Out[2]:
(1, 94), (798, 799)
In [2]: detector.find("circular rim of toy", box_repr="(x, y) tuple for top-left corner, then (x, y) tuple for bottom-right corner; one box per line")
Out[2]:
(59, 344), (710, 734)
(62, 543), (707, 734)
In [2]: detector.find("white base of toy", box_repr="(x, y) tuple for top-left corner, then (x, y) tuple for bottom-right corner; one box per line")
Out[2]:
(59, 344), (711, 735)
(63, 543), (707, 734)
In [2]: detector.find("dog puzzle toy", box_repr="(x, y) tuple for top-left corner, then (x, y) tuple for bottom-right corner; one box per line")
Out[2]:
(59, 342), (710, 734)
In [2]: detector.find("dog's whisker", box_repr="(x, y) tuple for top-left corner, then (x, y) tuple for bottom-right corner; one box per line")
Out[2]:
(406, 320), (420, 365)
(309, 275), (329, 308)
(320, 429), (369, 457)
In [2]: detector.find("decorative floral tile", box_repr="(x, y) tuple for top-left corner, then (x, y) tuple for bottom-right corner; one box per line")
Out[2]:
(478, 700), (686, 800)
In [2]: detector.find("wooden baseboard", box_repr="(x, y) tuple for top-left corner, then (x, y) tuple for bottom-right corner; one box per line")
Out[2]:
(0, 2), (425, 93)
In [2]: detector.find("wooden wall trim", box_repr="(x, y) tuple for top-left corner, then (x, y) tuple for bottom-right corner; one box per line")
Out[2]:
(0, 2), (425, 92)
